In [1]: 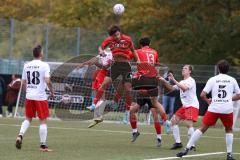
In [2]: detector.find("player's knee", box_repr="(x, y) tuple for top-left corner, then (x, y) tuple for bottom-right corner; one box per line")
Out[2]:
(199, 125), (209, 133)
(26, 118), (32, 123)
(225, 127), (232, 133)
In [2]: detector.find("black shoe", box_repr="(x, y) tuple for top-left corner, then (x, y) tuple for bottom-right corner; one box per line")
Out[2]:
(156, 138), (161, 147)
(226, 153), (235, 160)
(190, 146), (196, 151)
(15, 135), (23, 149)
(176, 148), (189, 157)
(131, 131), (140, 142)
(40, 144), (53, 152)
(170, 143), (183, 150)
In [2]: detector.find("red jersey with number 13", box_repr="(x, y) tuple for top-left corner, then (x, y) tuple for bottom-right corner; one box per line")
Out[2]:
(101, 34), (134, 61)
(135, 46), (159, 77)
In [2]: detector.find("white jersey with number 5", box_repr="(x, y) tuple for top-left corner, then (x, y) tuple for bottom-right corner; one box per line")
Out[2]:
(203, 74), (240, 114)
(174, 76), (199, 109)
(22, 60), (50, 100)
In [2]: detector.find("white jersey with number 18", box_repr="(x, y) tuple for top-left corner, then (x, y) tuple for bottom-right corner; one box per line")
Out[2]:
(203, 74), (240, 114)
(22, 59), (50, 100)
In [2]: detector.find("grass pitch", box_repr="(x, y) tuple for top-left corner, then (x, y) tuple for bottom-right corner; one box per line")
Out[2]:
(0, 118), (239, 160)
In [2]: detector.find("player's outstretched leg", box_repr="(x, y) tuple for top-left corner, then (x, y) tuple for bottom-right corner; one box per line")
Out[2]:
(130, 104), (140, 142)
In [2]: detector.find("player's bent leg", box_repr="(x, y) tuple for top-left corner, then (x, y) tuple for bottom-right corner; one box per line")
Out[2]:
(92, 77), (112, 109)
(151, 108), (162, 147)
(176, 124), (209, 157)
(130, 103), (140, 142)
(150, 97), (171, 134)
(16, 118), (32, 150)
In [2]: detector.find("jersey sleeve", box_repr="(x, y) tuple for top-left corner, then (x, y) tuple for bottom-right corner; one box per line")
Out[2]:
(184, 78), (194, 89)
(101, 37), (111, 49)
(203, 78), (213, 93)
(44, 64), (50, 78)
(233, 79), (240, 94)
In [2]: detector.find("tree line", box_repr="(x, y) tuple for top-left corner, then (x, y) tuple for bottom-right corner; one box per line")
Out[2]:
(0, 0), (239, 65)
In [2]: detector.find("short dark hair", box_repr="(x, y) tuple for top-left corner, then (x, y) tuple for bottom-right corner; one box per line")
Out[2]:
(14, 74), (21, 78)
(139, 37), (150, 47)
(217, 59), (229, 74)
(108, 25), (121, 36)
(33, 45), (42, 58)
(168, 70), (173, 74)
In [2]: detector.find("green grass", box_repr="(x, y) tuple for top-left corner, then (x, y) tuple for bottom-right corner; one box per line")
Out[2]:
(0, 118), (239, 160)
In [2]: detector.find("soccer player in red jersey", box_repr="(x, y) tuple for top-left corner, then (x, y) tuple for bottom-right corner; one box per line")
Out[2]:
(177, 60), (240, 160)
(77, 49), (128, 128)
(93, 25), (139, 115)
(15, 45), (54, 152)
(129, 37), (170, 146)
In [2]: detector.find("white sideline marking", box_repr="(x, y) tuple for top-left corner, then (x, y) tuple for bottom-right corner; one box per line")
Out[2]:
(233, 152), (240, 155)
(145, 152), (225, 160)
(0, 123), (240, 140)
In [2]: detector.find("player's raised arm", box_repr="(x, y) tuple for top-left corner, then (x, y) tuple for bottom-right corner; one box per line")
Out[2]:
(169, 72), (189, 92)
(131, 48), (140, 63)
(98, 46), (105, 55)
(158, 76), (175, 93)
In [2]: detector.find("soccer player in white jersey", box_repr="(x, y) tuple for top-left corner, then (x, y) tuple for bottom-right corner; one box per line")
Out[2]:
(177, 60), (240, 160)
(160, 64), (199, 150)
(15, 45), (54, 152)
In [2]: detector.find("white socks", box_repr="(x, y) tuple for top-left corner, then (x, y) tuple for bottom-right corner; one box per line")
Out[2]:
(132, 128), (138, 133)
(19, 120), (30, 136)
(157, 134), (162, 139)
(39, 124), (47, 145)
(172, 125), (181, 143)
(226, 133), (233, 153)
(188, 127), (194, 140)
(186, 129), (202, 148)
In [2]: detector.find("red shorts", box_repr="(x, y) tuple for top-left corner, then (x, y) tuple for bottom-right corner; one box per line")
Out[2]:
(25, 99), (49, 120)
(92, 69), (108, 90)
(175, 106), (199, 122)
(202, 111), (233, 128)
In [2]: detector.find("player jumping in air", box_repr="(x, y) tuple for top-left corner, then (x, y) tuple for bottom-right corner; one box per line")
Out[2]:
(90, 25), (139, 123)
(77, 48), (130, 128)
(176, 60), (240, 160)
